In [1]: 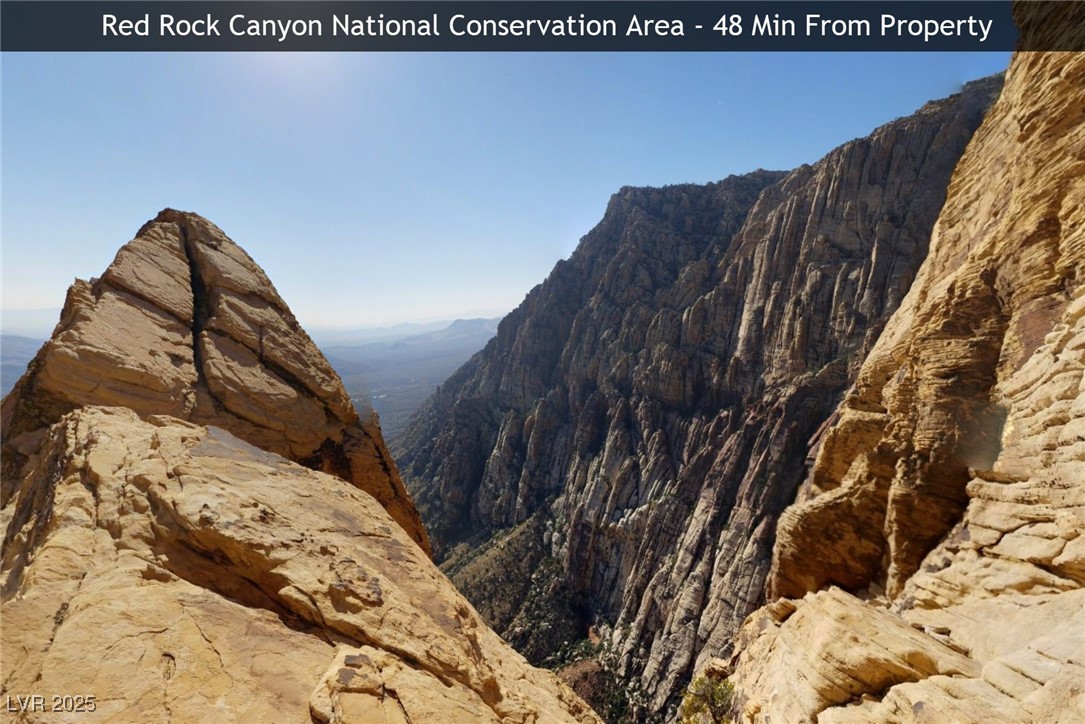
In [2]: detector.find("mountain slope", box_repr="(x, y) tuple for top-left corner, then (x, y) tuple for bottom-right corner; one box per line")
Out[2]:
(397, 77), (1002, 715)
(727, 30), (1085, 724)
(0, 407), (599, 722)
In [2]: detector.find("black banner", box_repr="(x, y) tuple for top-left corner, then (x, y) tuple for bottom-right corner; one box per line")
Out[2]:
(1, 1), (1083, 52)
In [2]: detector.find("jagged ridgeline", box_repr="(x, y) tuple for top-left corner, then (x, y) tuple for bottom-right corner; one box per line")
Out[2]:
(396, 75), (1003, 716)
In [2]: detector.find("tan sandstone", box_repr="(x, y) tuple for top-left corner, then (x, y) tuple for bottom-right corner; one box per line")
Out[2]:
(0, 210), (430, 554)
(0, 406), (599, 723)
(731, 7), (1085, 722)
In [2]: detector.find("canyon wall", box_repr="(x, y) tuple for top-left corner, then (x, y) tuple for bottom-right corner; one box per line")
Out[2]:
(727, 19), (1085, 724)
(397, 77), (1001, 715)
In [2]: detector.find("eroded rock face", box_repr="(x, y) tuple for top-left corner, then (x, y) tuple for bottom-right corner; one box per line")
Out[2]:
(725, 585), (1084, 723)
(0, 407), (597, 722)
(0, 210), (429, 554)
(727, 589), (981, 722)
(730, 25), (1085, 724)
(397, 78), (1001, 715)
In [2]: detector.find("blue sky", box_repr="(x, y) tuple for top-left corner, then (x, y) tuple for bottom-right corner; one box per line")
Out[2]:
(2, 51), (1009, 331)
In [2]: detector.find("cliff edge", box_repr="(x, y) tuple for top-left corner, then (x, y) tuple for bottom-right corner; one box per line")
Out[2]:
(396, 73), (1002, 717)
(727, 22), (1085, 724)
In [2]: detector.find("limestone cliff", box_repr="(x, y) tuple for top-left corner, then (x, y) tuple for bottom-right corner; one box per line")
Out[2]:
(0, 407), (598, 722)
(727, 17), (1085, 724)
(396, 78), (1001, 716)
(1, 210), (429, 554)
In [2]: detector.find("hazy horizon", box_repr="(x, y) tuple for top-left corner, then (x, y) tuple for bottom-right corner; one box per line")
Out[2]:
(0, 306), (505, 341)
(3, 52), (1010, 329)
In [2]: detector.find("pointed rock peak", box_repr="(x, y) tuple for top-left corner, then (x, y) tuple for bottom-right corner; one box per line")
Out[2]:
(1, 211), (431, 555)
(137, 206), (213, 233)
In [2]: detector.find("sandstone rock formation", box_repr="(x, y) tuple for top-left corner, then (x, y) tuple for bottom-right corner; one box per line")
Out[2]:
(1, 406), (598, 723)
(1, 210), (429, 554)
(727, 16), (1085, 724)
(396, 77), (1002, 716)
(726, 589), (982, 723)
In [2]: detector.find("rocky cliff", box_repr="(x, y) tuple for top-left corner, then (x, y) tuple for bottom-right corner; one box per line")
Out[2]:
(1, 210), (429, 554)
(726, 23), (1085, 724)
(396, 77), (1002, 716)
(1, 213), (597, 722)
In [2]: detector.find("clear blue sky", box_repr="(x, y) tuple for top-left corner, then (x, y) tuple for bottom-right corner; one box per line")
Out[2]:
(2, 51), (1009, 331)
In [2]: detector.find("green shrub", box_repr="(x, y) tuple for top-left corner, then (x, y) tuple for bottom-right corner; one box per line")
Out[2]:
(678, 676), (734, 724)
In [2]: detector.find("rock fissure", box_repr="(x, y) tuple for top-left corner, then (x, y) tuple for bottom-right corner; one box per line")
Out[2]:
(386, 689), (415, 724)
(184, 609), (227, 673)
(177, 217), (212, 401)
(1, 208), (432, 554)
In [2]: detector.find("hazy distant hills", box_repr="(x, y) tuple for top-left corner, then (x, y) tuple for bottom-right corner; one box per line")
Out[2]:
(1, 308), (61, 339)
(1, 335), (43, 396)
(323, 318), (501, 440)
(1, 318), (500, 439)
(308, 320), (456, 347)
(1, 310), (63, 396)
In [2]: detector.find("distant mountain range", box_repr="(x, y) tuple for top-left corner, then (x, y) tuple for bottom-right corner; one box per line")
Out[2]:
(1, 308), (62, 339)
(323, 318), (501, 440)
(308, 320), (460, 347)
(1, 335), (44, 397)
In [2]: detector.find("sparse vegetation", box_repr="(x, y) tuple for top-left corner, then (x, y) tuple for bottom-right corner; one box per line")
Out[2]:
(545, 634), (601, 669)
(678, 676), (734, 724)
(443, 516), (591, 666)
(595, 666), (633, 723)
(554, 626), (667, 724)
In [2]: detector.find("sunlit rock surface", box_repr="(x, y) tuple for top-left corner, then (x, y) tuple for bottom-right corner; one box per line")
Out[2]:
(1, 210), (429, 553)
(1, 407), (598, 722)
(732, 15), (1085, 722)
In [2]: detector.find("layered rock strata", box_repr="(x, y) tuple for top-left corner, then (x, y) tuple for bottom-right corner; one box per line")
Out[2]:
(397, 77), (1001, 715)
(728, 20), (1085, 724)
(0, 406), (598, 723)
(1, 210), (429, 554)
